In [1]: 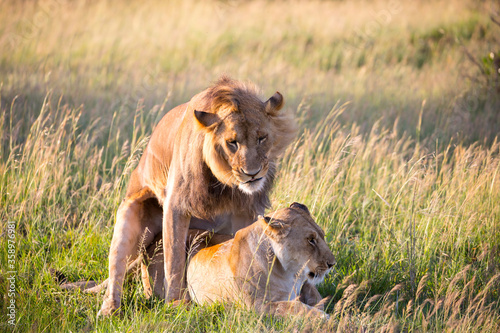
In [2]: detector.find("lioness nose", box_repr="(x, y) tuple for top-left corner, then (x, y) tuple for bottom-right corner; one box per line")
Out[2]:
(241, 166), (262, 177)
(327, 261), (335, 269)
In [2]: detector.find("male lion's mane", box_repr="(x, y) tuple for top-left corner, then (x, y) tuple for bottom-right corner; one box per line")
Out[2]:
(174, 76), (297, 220)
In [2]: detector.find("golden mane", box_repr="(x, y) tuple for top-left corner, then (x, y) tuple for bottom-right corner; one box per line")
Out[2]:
(198, 75), (297, 159)
(181, 75), (298, 218)
(203, 76), (263, 114)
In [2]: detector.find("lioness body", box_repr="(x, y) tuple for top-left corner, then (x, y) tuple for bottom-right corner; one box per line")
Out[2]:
(100, 77), (296, 315)
(142, 203), (336, 318)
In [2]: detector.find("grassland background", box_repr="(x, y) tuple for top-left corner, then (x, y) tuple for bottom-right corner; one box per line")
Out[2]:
(0, 0), (499, 331)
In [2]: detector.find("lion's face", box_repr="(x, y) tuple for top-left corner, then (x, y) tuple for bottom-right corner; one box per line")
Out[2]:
(195, 90), (290, 195)
(264, 203), (336, 284)
(215, 111), (274, 194)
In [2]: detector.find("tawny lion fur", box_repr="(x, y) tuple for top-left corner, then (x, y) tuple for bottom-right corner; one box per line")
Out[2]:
(140, 202), (336, 319)
(98, 76), (298, 315)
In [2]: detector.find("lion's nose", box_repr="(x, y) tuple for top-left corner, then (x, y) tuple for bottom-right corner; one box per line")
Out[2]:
(241, 166), (262, 178)
(327, 261), (335, 269)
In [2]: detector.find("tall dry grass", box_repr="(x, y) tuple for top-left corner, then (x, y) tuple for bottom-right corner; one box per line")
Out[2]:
(1, 92), (498, 332)
(0, 0), (499, 331)
(1, 0), (498, 143)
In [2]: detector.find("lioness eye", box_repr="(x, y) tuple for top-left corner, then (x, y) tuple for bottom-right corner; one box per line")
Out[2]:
(258, 136), (267, 144)
(227, 140), (238, 150)
(308, 237), (316, 246)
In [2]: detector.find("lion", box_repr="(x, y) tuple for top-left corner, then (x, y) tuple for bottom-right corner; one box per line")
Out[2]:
(140, 202), (336, 319)
(99, 76), (298, 315)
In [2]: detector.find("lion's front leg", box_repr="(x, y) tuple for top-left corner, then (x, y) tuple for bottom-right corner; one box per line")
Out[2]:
(162, 196), (190, 302)
(299, 281), (323, 309)
(263, 300), (329, 320)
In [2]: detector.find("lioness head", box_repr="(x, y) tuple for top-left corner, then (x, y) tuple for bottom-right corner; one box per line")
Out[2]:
(261, 202), (336, 285)
(194, 76), (296, 195)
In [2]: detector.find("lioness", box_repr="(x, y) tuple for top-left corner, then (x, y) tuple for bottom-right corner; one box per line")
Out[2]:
(141, 203), (336, 318)
(100, 76), (297, 315)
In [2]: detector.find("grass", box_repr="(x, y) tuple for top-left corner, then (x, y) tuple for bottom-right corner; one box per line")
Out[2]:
(1, 0), (499, 331)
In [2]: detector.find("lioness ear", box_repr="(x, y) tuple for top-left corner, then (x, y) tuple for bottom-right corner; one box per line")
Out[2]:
(260, 215), (291, 237)
(194, 110), (220, 129)
(290, 202), (310, 215)
(262, 216), (274, 225)
(265, 92), (284, 116)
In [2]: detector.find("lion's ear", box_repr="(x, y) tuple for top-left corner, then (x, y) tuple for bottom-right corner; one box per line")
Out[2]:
(260, 215), (291, 237)
(194, 110), (220, 129)
(265, 92), (284, 116)
(289, 202), (310, 215)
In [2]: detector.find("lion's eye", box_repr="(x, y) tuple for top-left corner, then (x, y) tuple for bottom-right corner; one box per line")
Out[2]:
(308, 237), (316, 246)
(227, 140), (238, 150)
(258, 136), (267, 145)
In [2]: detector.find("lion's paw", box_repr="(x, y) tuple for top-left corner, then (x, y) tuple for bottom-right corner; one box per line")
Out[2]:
(97, 300), (120, 317)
